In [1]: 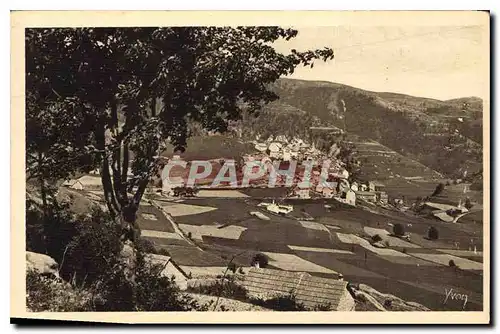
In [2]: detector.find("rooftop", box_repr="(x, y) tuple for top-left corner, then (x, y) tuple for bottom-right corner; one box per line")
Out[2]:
(242, 267), (353, 311)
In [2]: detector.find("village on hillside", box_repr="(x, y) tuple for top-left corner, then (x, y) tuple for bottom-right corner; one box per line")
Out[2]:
(21, 21), (486, 317)
(49, 129), (484, 312)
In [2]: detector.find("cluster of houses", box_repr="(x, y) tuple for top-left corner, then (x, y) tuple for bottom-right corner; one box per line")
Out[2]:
(60, 134), (385, 212)
(252, 135), (326, 162)
(288, 178), (388, 207)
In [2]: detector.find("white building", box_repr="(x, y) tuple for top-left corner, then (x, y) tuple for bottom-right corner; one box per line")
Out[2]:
(282, 149), (292, 162)
(62, 179), (84, 190)
(351, 182), (359, 192)
(268, 142), (283, 159)
(345, 189), (356, 206)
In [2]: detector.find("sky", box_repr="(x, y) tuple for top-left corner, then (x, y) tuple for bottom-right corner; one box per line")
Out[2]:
(273, 25), (488, 101)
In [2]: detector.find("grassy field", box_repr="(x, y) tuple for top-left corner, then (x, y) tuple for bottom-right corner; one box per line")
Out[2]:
(161, 135), (255, 160)
(146, 195), (484, 311)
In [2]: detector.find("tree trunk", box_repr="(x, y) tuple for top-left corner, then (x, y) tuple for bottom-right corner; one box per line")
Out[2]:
(39, 176), (47, 217)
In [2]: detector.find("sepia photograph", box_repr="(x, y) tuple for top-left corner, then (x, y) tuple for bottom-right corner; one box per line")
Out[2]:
(10, 10), (490, 324)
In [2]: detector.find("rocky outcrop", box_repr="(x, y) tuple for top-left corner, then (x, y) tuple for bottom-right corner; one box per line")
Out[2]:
(186, 293), (272, 311)
(352, 283), (430, 311)
(350, 283), (430, 311)
(26, 251), (59, 278)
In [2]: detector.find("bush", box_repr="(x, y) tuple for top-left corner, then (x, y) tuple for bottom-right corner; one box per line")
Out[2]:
(392, 223), (405, 237)
(132, 260), (200, 311)
(427, 226), (439, 240)
(136, 238), (157, 254)
(252, 292), (306, 311)
(371, 234), (383, 243)
(26, 199), (77, 261)
(92, 254), (202, 312)
(27, 201), (202, 312)
(464, 198), (474, 210)
(312, 303), (332, 311)
(431, 183), (445, 197)
(251, 253), (269, 268)
(137, 239), (170, 257)
(60, 208), (123, 285)
(449, 260), (456, 267)
(188, 275), (248, 301)
(26, 270), (92, 312)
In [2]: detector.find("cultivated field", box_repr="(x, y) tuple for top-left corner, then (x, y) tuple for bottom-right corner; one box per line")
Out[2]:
(140, 194), (483, 311)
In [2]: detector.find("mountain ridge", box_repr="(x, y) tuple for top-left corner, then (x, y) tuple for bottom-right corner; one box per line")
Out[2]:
(265, 78), (483, 179)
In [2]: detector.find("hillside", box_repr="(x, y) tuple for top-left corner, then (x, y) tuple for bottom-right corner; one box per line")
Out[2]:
(269, 78), (483, 179)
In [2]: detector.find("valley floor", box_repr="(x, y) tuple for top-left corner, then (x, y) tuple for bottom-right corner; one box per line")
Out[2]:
(134, 188), (484, 311)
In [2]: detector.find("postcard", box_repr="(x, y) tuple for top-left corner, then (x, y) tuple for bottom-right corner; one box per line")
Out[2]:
(11, 10), (490, 324)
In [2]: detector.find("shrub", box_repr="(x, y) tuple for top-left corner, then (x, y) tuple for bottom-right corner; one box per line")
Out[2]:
(464, 198), (474, 210)
(29, 202), (202, 312)
(251, 253), (269, 268)
(431, 183), (445, 197)
(371, 234), (383, 243)
(26, 199), (77, 261)
(26, 270), (92, 312)
(392, 223), (405, 237)
(252, 292), (306, 311)
(93, 255), (201, 312)
(449, 260), (456, 267)
(427, 226), (439, 240)
(188, 276), (248, 301)
(132, 260), (200, 311)
(136, 238), (157, 254)
(312, 303), (332, 311)
(60, 208), (123, 285)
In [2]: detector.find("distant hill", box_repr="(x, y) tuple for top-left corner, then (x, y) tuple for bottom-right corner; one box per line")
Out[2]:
(266, 78), (483, 178)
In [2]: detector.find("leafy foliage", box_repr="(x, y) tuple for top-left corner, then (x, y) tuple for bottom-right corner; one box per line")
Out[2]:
(26, 270), (93, 312)
(188, 275), (249, 302)
(251, 253), (269, 268)
(26, 202), (202, 312)
(26, 27), (334, 234)
(251, 292), (306, 311)
(60, 209), (123, 285)
(26, 198), (77, 261)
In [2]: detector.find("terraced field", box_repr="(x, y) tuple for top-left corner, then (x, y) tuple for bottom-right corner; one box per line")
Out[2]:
(141, 195), (484, 311)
